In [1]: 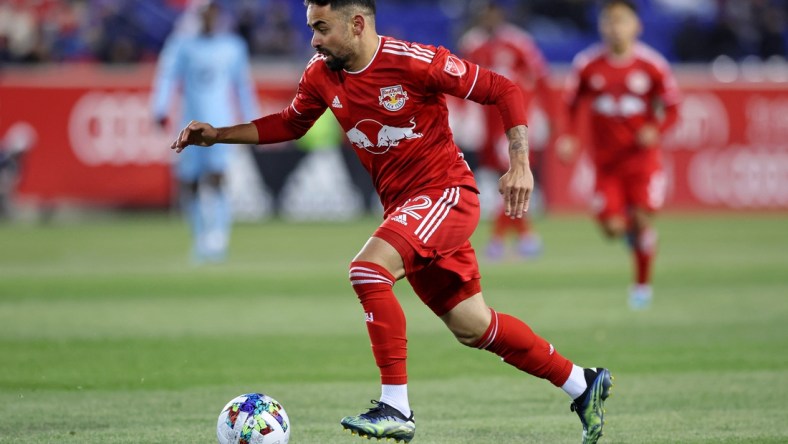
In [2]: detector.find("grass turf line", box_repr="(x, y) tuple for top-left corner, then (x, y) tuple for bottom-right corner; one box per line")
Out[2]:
(0, 214), (786, 443)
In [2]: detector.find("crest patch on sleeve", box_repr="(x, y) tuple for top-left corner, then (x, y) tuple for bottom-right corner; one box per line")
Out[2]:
(443, 56), (467, 77)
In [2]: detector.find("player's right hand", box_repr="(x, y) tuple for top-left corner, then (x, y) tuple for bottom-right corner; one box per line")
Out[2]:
(171, 120), (218, 153)
(555, 134), (578, 164)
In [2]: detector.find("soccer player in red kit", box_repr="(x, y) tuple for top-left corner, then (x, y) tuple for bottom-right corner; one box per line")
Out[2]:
(171, 1), (611, 442)
(556, 0), (680, 310)
(458, 2), (551, 260)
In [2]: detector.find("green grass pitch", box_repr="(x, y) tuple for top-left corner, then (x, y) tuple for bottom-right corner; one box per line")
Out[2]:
(1, 213), (787, 443)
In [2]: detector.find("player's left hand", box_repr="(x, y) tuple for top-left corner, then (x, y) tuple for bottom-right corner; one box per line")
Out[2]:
(498, 166), (534, 219)
(637, 123), (660, 148)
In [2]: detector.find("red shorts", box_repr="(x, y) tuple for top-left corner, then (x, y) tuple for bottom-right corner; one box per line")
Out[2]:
(593, 167), (667, 221)
(374, 186), (482, 316)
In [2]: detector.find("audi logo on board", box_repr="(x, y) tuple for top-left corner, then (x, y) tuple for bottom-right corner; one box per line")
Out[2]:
(68, 92), (172, 166)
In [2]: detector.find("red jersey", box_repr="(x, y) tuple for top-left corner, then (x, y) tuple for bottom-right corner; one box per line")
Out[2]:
(566, 42), (680, 171)
(253, 36), (527, 212)
(459, 23), (549, 105)
(459, 23), (550, 171)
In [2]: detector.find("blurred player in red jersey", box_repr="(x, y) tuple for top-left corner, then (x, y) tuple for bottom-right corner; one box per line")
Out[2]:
(172, 1), (611, 442)
(556, 0), (681, 310)
(458, 2), (553, 261)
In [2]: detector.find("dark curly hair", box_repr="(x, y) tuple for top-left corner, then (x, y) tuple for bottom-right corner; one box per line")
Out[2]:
(303, 0), (376, 15)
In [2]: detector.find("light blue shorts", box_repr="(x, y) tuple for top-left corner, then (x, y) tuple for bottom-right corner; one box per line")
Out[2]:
(175, 143), (230, 182)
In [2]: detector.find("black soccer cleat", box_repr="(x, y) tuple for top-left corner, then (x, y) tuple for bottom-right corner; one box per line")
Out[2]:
(570, 368), (614, 444)
(340, 400), (416, 443)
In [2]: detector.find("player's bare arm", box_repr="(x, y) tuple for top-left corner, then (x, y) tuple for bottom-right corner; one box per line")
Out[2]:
(171, 121), (259, 153)
(498, 124), (534, 219)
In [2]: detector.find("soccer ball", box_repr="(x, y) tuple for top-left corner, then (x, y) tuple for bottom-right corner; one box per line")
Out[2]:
(216, 393), (290, 444)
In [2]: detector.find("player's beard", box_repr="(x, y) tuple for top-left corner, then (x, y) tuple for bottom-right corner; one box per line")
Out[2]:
(318, 48), (350, 72)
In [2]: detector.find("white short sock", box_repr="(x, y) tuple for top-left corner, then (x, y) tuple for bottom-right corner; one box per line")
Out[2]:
(380, 384), (410, 417)
(561, 365), (588, 400)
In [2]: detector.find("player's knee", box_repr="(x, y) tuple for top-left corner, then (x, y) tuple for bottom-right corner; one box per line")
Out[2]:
(441, 294), (490, 347)
(446, 316), (489, 347)
(631, 208), (653, 230)
(452, 328), (485, 347)
(205, 173), (224, 189)
(180, 181), (199, 196)
(601, 217), (626, 238)
(601, 226), (619, 239)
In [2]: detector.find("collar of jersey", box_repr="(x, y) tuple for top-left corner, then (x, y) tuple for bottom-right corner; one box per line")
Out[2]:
(604, 44), (639, 68)
(344, 35), (383, 75)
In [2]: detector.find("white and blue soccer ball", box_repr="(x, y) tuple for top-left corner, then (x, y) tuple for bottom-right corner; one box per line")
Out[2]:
(217, 393), (290, 444)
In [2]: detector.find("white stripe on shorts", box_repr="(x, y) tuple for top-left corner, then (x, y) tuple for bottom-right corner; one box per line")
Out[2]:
(414, 187), (460, 243)
(422, 187), (460, 243)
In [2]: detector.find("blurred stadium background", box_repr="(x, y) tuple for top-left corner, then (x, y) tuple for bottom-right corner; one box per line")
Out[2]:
(1, 1), (787, 443)
(1, 0), (787, 219)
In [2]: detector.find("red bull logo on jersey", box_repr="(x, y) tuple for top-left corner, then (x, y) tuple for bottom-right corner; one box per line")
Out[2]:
(378, 85), (409, 112)
(346, 117), (423, 154)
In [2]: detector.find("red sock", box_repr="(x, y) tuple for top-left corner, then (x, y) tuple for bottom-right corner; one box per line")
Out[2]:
(514, 216), (530, 237)
(493, 208), (531, 238)
(349, 261), (407, 385)
(633, 227), (658, 285)
(492, 209), (509, 239)
(474, 308), (573, 387)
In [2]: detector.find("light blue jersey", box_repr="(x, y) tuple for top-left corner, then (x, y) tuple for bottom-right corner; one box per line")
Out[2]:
(152, 31), (259, 181)
(152, 27), (259, 262)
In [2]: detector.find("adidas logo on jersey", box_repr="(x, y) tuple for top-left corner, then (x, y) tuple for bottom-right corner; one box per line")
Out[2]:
(391, 214), (408, 226)
(331, 96), (343, 108)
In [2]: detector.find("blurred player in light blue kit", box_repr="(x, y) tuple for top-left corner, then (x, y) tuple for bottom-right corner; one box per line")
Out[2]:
(152, 0), (259, 262)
